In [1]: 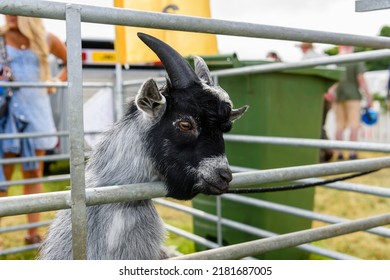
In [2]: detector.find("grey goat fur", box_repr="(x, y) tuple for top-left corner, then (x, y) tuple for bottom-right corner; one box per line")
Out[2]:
(39, 33), (247, 260)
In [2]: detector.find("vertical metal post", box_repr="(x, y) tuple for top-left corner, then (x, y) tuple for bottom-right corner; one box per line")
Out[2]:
(216, 196), (223, 247)
(114, 63), (124, 121)
(212, 75), (224, 246)
(66, 4), (87, 260)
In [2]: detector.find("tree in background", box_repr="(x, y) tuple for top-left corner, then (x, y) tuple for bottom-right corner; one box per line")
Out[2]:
(324, 25), (390, 71)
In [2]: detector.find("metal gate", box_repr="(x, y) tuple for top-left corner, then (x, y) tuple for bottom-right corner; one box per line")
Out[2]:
(1, 0), (390, 260)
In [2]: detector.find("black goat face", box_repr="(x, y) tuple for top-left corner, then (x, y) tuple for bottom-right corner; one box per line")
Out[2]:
(147, 83), (240, 199)
(136, 33), (248, 200)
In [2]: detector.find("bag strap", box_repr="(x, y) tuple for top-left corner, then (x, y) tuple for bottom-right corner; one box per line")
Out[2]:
(0, 35), (13, 98)
(0, 35), (9, 66)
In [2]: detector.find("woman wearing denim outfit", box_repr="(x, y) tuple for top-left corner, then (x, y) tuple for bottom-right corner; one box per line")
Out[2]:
(0, 15), (67, 245)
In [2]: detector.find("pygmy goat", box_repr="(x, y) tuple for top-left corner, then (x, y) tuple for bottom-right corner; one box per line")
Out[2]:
(39, 33), (248, 260)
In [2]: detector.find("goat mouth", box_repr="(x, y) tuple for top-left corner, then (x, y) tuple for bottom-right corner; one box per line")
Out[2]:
(199, 177), (229, 195)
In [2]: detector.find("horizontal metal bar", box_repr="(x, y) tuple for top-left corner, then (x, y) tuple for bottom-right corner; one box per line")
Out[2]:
(0, 191), (71, 216)
(232, 156), (390, 187)
(0, 154), (70, 165)
(0, 221), (51, 234)
(172, 213), (390, 260)
(1, 157), (390, 216)
(0, 244), (40, 256)
(356, 0), (390, 12)
(0, 174), (70, 188)
(0, 81), (113, 88)
(231, 165), (390, 198)
(0, 182), (167, 216)
(122, 77), (166, 87)
(155, 199), (358, 260)
(2, 0), (390, 49)
(224, 134), (390, 153)
(0, 131), (99, 140)
(212, 49), (390, 77)
(0, 131), (69, 140)
(80, 82), (113, 88)
(0, 151), (90, 168)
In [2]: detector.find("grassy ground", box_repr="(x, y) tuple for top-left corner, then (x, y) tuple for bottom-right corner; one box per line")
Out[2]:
(1, 152), (389, 260)
(311, 152), (390, 259)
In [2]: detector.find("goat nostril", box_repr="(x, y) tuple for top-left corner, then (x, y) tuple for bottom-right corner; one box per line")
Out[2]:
(219, 168), (233, 183)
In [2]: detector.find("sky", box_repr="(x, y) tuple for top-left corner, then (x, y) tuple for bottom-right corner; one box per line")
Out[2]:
(1, 0), (389, 62)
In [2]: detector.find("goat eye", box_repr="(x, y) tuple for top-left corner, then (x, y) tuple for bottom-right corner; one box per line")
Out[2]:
(178, 121), (193, 131)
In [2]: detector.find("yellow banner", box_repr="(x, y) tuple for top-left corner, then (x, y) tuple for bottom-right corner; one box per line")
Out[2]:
(114, 0), (218, 64)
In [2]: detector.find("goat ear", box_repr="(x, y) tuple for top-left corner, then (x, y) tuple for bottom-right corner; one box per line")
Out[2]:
(194, 56), (214, 86)
(230, 105), (249, 122)
(136, 78), (166, 118)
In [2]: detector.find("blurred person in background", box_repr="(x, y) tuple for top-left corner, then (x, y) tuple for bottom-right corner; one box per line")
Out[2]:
(0, 15), (67, 245)
(324, 45), (372, 160)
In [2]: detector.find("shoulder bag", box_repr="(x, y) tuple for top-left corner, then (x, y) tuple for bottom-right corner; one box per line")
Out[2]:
(0, 35), (14, 117)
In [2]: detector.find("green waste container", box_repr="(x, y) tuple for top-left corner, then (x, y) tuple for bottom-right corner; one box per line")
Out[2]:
(190, 54), (341, 259)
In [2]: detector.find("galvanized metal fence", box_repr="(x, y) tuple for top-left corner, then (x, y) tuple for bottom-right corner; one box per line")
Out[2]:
(1, 0), (390, 260)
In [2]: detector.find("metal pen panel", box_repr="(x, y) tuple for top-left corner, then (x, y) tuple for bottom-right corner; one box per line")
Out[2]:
(0, 0), (389, 261)
(66, 4), (87, 260)
(154, 198), (359, 260)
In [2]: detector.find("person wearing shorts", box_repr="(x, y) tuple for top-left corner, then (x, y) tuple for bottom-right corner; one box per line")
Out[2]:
(325, 45), (372, 160)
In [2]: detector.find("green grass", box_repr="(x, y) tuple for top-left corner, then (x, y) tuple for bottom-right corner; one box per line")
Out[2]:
(1, 153), (390, 259)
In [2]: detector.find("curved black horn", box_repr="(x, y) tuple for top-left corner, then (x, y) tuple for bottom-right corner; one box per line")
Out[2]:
(137, 32), (199, 89)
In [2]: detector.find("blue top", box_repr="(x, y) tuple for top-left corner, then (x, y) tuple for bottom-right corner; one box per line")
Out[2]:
(3, 45), (57, 150)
